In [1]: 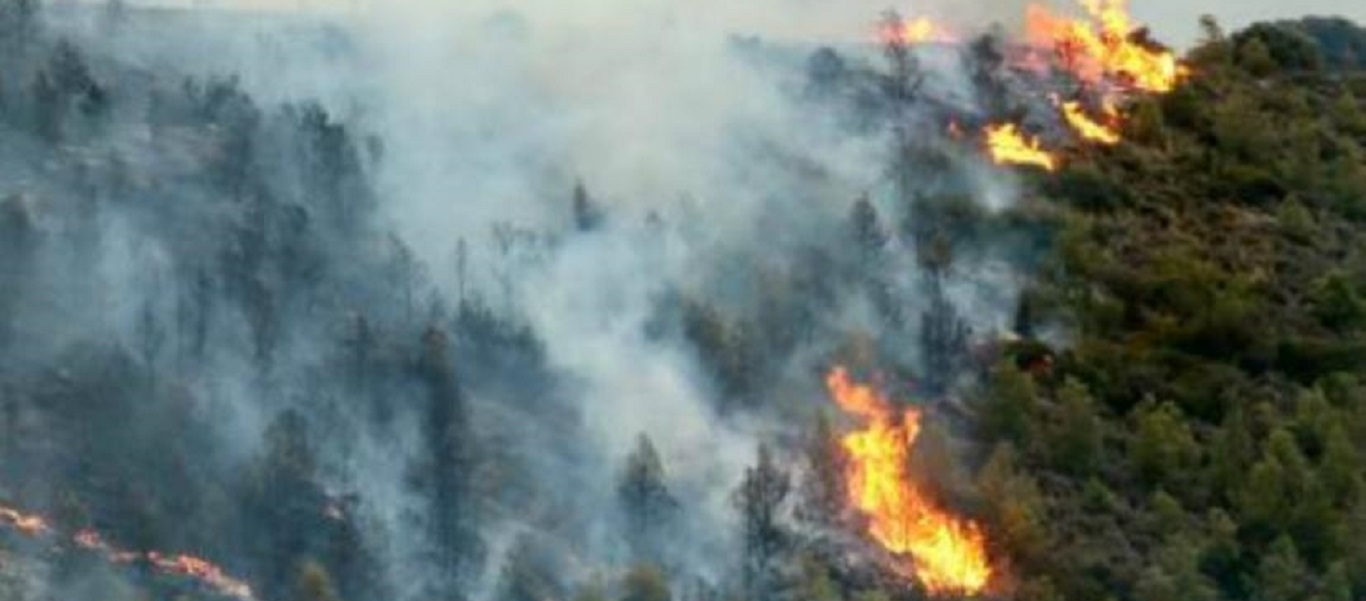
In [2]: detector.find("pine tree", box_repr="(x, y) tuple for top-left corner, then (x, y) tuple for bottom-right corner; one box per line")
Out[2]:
(1051, 378), (1102, 476)
(573, 181), (603, 231)
(414, 326), (483, 595)
(798, 411), (845, 526)
(734, 444), (790, 601)
(617, 434), (678, 563)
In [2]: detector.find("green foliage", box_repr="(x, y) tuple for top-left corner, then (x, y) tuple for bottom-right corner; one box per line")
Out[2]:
(1234, 23), (1325, 74)
(1130, 400), (1198, 489)
(1048, 378), (1103, 476)
(1310, 272), (1366, 331)
(975, 17), (1366, 601)
(976, 444), (1048, 567)
(618, 434), (678, 562)
(980, 362), (1037, 446)
(620, 565), (671, 601)
(293, 562), (341, 601)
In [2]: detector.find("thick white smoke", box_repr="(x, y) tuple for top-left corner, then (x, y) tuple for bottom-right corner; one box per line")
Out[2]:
(28, 1), (1041, 598)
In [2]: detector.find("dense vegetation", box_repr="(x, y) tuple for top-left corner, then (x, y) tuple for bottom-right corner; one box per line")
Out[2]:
(975, 16), (1366, 601)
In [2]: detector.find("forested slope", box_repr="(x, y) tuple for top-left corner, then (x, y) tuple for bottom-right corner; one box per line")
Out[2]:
(2, 5), (1366, 601)
(977, 17), (1366, 601)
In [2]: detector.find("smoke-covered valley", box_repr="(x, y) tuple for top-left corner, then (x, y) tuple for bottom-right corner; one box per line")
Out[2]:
(0, 0), (1053, 598)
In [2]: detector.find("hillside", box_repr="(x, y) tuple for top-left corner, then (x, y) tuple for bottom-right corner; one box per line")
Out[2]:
(980, 16), (1366, 601)
(1, 4), (1366, 601)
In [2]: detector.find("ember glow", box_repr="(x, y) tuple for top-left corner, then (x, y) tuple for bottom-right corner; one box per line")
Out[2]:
(1, 502), (256, 601)
(983, 124), (1057, 171)
(150, 552), (257, 601)
(1025, 0), (1184, 93)
(0, 506), (50, 537)
(825, 367), (993, 595)
(1061, 101), (1121, 144)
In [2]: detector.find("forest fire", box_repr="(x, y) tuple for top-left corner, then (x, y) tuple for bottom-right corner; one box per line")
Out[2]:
(825, 367), (993, 596)
(1, 502), (256, 601)
(1061, 101), (1121, 144)
(1024, 0), (1184, 93)
(881, 0), (1185, 167)
(983, 124), (1057, 171)
(149, 552), (257, 601)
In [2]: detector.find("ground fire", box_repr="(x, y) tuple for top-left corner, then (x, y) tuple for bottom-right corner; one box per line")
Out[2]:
(825, 367), (993, 596)
(0, 501), (256, 601)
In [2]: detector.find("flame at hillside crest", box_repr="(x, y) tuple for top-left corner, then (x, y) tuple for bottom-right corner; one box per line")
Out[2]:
(825, 367), (993, 595)
(883, 0), (1186, 169)
(1025, 0), (1185, 93)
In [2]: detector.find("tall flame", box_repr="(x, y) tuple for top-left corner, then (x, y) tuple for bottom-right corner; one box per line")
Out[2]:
(983, 124), (1058, 171)
(825, 367), (993, 595)
(1061, 101), (1121, 144)
(1, 501), (256, 601)
(1025, 0), (1184, 92)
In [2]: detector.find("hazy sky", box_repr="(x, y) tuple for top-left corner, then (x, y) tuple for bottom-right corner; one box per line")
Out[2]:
(120, 0), (1366, 48)
(1132, 0), (1366, 46)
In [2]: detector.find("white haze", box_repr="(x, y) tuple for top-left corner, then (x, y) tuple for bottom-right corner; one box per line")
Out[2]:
(40, 0), (1039, 598)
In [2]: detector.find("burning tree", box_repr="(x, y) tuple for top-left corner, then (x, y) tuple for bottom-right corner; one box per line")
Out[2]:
(824, 367), (993, 596)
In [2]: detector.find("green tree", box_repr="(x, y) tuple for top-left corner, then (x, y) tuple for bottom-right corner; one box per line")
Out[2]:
(981, 362), (1037, 447)
(414, 326), (483, 592)
(1130, 400), (1199, 489)
(1310, 273), (1366, 332)
(976, 444), (1048, 567)
(292, 561), (341, 601)
(849, 194), (888, 260)
(573, 181), (603, 231)
(734, 444), (791, 601)
(1253, 536), (1313, 601)
(1208, 403), (1256, 504)
(1050, 377), (1103, 476)
(1134, 535), (1221, 601)
(799, 411), (846, 526)
(620, 564), (671, 601)
(1319, 423), (1362, 506)
(618, 434), (678, 562)
(499, 536), (561, 601)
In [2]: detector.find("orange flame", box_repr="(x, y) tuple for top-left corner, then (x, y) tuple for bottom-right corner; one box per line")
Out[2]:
(983, 124), (1057, 171)
(1025, 0), (1184, 92)
(826, 367), (993, 595)
(1, 502), (255, 601)
(1061, 101), (1121, 144)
